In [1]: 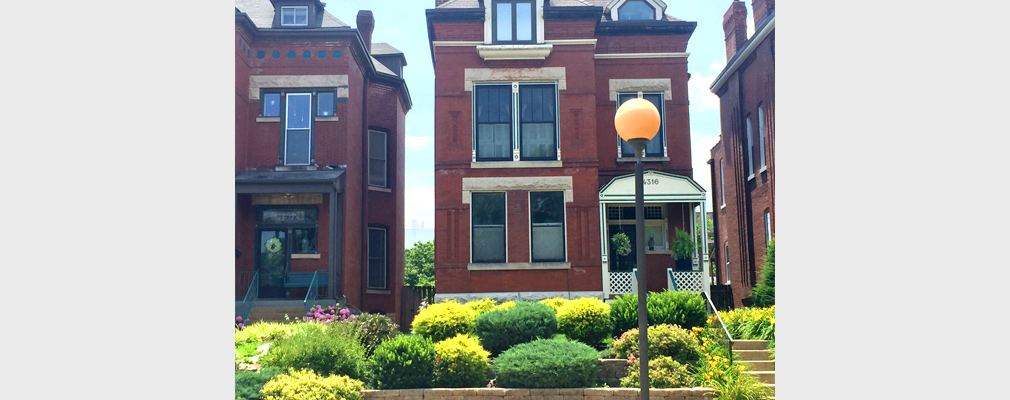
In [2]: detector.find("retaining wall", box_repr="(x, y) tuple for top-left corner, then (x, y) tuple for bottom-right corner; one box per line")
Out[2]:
(361, 388), (717, 400)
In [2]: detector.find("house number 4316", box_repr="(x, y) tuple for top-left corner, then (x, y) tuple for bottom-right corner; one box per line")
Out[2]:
(644, 178), (660, 185)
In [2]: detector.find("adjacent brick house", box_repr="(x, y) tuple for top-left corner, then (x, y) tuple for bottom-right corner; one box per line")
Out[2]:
(234, 0), (411, 320)
(427, 0), (710, 301)
(709, 0), (775, 308)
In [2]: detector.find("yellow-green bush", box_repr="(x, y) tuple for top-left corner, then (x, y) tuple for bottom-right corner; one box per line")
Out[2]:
(463, 298), (497, 315)
(434, 334), (491, 388)
(556, 297), (612, 346)
(236, 322), (294, 346)
(620, 356), (695, 389)
(412, 300), (477, 343)
(492, 301), (515, 311)
(260, 369), (364, 400)
(539, 297), (570, 313)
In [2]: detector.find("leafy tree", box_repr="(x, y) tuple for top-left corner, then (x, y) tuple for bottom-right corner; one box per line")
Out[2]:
(695, 212), (713, 253)
(752, 239), (775, 307)
(404, 240), (435, 287)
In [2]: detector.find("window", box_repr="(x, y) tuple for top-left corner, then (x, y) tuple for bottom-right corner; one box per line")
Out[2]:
(474, 83), (558, 161)
(530, 191), (565, 262)
(367, 227), (388, 290)
(618, 93), (665, 158)
(368, 130), (387, 187)
(494, 0), (535, 44)
(259, 89), (336, 165)
(724, 242), (730, 284)
(757, 105), (766, 170)
(719, 159), (726, 208)
(745, 115), (754, 179)
(618, 0), (655, 20)
(281, 6), (309, 26)
(471, 192), (506, 263)
(606, 205), (667, 254)
(764, 209), (771, 243)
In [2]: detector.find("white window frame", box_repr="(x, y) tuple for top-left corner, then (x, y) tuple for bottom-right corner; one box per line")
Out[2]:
(758, 105), (767, 172)
(745, 115), (754, 180)
(719, 159), (726, 208)
(281, 6), (309, 27)
(764, 209), (771, 244)
(470, 192), (508, 263)
(607, 0), (665, 21)
(616, 91), (666, 159)
(368, 130), (388, 188)
(529, 191), (567, 263)
(472, 82), (560, 162)
(724, 242), (731, 284)
(367, 227), (388, 290)
(284, 93), (313, 166)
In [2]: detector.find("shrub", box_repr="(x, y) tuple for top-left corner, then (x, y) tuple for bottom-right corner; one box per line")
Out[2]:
(260, 368), (365, 400)
(412, 300), (477, 343)
(721, 307), (775, 341)
(492, 301), (515, 311)
(751, 239), (775, 307)
(369, 334), (436, 389)
(258, 322), (365, 379)
(609, 293), (641, 337)
(236, 322), (294, 346)
(347, 313), (400, 357)
(609, 324), (701, 365)
(620, 356), (695, 389)
(647, 290), (707, 330)
(556, 297), (612, 346)
(539, 297), (569, 312)
(434, 334), (491, 388)
(491, 338), (600, 388)
(463, 298), (498, 315)
(235, 366), (284, 400)
(304, 305), (351, 325)
(474, 301), (557, 355)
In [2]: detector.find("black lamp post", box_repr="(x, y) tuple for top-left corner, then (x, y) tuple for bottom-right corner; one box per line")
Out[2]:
(614, 98), (661, 400)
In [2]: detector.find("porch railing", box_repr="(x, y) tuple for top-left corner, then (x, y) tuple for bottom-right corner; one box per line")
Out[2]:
(303, 271), (321, 316)
(237, 271), (258, 323)
(701, 290), (735, 364)
(667, 267), (705, 293)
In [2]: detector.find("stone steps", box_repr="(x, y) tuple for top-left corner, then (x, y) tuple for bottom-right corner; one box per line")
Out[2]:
(732, 339), (775, 398)
(247, 306), (304, 323)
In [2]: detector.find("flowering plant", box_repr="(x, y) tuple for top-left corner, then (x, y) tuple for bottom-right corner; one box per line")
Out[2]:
(304, 304), (350, 324)
(236, 315), (245, 330)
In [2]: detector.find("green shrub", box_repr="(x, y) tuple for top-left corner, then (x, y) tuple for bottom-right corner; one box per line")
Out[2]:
(492, 301), (515, 311)
(609, 324), (701, 365)
(370, 334), (436, 389)
(260, 368), (364, 400)
(647, 290), (707, 330)
(235, 366), (284, 400)
(704, 369), (773, 400)
(463, 298), (498, 315)
(609, 293), (641, 337)
(491, 338), (600, 388)
(236, 322), (294, 346)
(751, 239), (775, 307)
(474, 301), (557, 355)
(620, 356), (695, 389)
(539, 297), (569, 312)
(434, 334), (491, 388)
(348, 313), (400, 357)
(556, 297), (612, 346)
(258, 322), (365, 379)
(721, 307), (775, 341)
(412, 300), (476, 343)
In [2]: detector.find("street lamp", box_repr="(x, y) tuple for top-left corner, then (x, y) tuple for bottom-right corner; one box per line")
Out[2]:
(614, 98), (661, 400)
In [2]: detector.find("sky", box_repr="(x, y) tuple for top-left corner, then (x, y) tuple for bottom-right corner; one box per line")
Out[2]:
(326, 0), (757, 230)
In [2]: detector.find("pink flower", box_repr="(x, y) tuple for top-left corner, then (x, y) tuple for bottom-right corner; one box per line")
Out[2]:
(236, 316), (243, 322)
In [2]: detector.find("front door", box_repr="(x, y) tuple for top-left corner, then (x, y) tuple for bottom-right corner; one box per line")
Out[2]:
(257, 229), (288, 298)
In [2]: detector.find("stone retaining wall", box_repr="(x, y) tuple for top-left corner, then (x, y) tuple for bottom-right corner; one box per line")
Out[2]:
(597, 359), (628, 387)
(361, 388), (717, 400)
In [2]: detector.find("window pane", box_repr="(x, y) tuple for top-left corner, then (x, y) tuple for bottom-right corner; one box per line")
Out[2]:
(618, 1), (655, 20)
(295, 7), (308, 25)
(292, 229), (316, 254)
(520, 123), (554, 159)
(643, 94), (664, 156)
(531, 192), (564, 262)
(745, 117), (754, 176)
(496, 3), (513, 42)
(515, 2), (532, 41)
(758, 107), (766, 168)
(369, 131), (386, 160)
(520, 85), (554, 123)
(286, 129), (311, 165)
(282, 8), (294, 25)
(472, 192), (505, 263)
(644, 225), (665, 251)
(477, 123), (511, 159)
(369, 159), (386, 186)
(317, 92), (334, 116)
(368, 229), (387, 289)
(472, 226), (506, 262)
(263, 93), (280, 117)
(287, 94), (311, 129)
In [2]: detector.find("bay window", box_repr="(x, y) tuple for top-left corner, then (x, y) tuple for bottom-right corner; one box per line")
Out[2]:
(259, 89), (336, 166)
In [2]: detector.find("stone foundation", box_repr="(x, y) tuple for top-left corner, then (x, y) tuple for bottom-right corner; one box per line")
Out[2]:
(361, 388), (717, 400)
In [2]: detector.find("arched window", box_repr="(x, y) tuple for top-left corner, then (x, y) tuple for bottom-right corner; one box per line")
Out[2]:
(618, 1), (656, 20)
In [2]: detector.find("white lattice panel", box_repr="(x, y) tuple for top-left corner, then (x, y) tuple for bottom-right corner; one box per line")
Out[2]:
(670, 271), (703, 292)
(609, 271), (637, 294)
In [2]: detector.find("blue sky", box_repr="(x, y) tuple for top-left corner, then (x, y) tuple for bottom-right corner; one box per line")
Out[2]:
(327, 1), (756, 226)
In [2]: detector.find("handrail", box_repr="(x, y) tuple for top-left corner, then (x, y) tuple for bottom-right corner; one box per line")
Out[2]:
(303, 270), (320, 317)
(701, 291), (735, 364)
(238, 271), (259, 323)
(667, 266), (679, 291)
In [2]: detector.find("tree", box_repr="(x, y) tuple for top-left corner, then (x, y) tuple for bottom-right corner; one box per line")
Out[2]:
(404, 240), (435, 287)
(751, 239), (775, 307)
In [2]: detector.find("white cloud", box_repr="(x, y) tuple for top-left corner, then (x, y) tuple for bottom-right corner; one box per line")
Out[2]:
(688, 71), (721, 112)
(403, 184), (435, 226)
(404, 135), (433, 150)
(691, 134), (721, 212)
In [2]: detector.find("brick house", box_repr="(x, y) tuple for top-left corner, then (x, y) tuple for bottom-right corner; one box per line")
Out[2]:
(234, 0), (411, 321)
(708, 0), (775, 308)
(427, 0), (710, 302)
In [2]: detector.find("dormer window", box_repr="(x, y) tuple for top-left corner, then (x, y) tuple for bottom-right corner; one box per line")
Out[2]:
(494, 0), (535, 44)
(618, 1), (655, 20)
(280, 6), (308, 26)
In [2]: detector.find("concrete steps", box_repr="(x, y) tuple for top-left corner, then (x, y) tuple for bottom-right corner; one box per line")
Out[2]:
(733, 339), (775, 398)
(247, 306), (305, 323)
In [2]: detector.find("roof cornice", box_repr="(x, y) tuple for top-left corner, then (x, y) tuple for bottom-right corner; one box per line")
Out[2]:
(425, 8), (486, 66)
(595, 19), (696, 36)
(710, 12), (774, 94)
(543, 6), (603, 20)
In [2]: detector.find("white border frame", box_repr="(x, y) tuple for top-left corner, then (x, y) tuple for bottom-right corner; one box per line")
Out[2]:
(367, 129), (387, 188)
(528, 191), (568, 263)
(280, 6), (309, 27)
(284, 93), (312, 166)
(469, 191), (508, 264)
(366, 226), (388, 290)
(608, 0), (666, 21)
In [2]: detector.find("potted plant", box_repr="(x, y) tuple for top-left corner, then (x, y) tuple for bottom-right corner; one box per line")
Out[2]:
(670, 227), (694, 271)
(611, 232), (632, 257)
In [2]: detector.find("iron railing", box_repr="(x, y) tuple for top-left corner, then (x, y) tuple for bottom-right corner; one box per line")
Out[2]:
(303, 270), (321, 316)
(237, 271), (259, 323)
(701, 291), (735, 364)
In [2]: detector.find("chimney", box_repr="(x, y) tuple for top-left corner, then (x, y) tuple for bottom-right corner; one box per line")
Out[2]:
(357, 10), (374, 53)
(435, 0), (451, 6)
(722, 1), (748, 60)
(752, 0), (774, 26)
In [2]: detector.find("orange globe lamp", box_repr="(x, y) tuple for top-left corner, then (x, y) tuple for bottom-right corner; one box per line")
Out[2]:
(614, 97), (661, 400)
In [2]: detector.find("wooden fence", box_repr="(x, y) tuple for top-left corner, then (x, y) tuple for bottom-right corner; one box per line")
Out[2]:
(399, 286), (435, 331)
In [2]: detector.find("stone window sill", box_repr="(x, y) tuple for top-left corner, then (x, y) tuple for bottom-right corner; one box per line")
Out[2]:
(471, 160), (562, 169)
(468, 262), (570, 271)
(617, 157), (669, 163)
(477, 44), (553, 60)
(291, 253), (320, 259)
